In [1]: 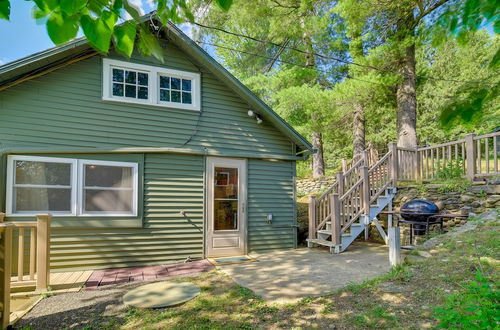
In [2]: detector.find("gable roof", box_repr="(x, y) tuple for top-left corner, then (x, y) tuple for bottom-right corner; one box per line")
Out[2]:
(0, 20), (312, 154)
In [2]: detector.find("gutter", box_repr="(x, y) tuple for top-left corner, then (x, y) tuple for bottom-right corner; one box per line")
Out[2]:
(0, 146), (308, 161)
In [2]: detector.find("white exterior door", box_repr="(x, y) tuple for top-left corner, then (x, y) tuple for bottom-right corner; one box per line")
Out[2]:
(206, 157), (246, 257)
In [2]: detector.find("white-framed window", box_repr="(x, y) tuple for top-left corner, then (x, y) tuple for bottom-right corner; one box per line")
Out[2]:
(102, 58), (200, 111)
(6, 156), (138, 217)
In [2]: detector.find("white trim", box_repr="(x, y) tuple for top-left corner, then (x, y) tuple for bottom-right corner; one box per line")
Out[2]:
(6, 155), (77, 216)
(78, 159), (138, 217)
(6, 156), (138, 217)
(102, 58), (201, 111)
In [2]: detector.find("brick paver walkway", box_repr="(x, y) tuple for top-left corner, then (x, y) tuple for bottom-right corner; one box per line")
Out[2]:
(85, 259), (214, 290)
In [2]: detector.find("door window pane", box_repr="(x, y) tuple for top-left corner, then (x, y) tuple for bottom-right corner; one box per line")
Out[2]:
(214, 200), (238, 230)
(214, 167), (238, 199)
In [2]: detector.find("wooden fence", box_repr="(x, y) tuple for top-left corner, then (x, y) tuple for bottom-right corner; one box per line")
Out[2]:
(396, 132), (500, 181)
(308, 131), (500, 250)
(0, 213), (51, 328)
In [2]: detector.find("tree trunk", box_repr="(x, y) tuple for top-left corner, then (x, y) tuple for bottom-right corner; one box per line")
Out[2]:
(312, 132), (325, 178)
(396, 42), (417, 148)
(353, 103), (365, 158)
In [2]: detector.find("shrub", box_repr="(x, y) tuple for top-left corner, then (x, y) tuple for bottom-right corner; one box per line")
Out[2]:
(434, 270), (500, 329)
(435, 159), (464, 180)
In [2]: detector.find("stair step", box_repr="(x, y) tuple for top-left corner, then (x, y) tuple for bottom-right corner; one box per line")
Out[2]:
(316, 230), (352, 237)
(307, 238), (336, 247)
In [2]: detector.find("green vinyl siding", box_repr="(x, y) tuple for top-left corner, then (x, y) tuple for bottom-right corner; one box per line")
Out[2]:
(47, 153), (204, 271)
(248, 159), (296, 252)
(0, 43), (293, 156)
(0, 40), (299, 271)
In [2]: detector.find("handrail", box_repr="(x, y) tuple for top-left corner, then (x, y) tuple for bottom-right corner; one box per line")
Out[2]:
(417, 139), (466, 151)
(473, 131), (500, 140)
(340, 177), (364, 202)
(316, 181), (339, 202)
(368, 150), (392, 174)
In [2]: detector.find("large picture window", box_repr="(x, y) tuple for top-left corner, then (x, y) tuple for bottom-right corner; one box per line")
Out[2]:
(6, 156), (138, 217)
(102, 58), (200, 111)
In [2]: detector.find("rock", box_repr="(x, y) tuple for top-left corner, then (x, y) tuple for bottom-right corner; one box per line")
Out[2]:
(478, 210), (499, 221)
(417, 250), (432, 258)
(454, 218), (462, 224)
(435, 201), (445, 210)
(471, 201), (481, 208)
(460, 206), (472, 215)
(447, 220), (456, 227)
(460, 220), (467, 225)
(460, 195), (475, 203)
(487, 195), (500, 203)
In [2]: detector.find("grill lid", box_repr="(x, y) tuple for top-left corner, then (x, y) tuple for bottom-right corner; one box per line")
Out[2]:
(401, 199), (439, 221)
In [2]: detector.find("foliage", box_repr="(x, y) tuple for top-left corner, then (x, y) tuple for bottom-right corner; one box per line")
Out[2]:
(0, 0), (232, 60)
(435, 159), (464, 180)
(434, 270), (500, 329)
(436, 178), (471, 194)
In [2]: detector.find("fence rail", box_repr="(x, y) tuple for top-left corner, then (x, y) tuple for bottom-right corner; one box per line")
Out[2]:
(308, 131), (500, 252)
(0, 213), (51, 328)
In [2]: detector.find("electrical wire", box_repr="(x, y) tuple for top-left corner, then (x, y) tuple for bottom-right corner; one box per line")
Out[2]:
(193, 22), (497, 86)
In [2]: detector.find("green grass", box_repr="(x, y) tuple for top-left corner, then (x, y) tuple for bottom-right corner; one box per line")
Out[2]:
(82, 220), (499, 329)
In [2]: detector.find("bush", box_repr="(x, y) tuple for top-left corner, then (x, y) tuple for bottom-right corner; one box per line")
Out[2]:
(434, 270), (500, 329)
(435, 159), (464, 180)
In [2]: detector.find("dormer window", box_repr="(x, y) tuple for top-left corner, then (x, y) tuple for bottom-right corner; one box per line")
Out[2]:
(102, 58), (200, 111)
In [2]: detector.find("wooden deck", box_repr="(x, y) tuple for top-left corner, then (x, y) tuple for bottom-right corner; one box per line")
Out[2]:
(9, 270), (93, 325)
(11, 270), (93, 297)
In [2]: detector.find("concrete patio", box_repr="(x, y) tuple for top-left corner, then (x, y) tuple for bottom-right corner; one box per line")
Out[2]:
(217, 242), (391, 303)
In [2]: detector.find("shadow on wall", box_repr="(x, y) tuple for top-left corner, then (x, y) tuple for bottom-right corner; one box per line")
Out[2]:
(296, 197), (309, 245)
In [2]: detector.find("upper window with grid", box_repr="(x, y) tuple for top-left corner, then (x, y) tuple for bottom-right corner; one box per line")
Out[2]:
(159, 76), (192, 105)
(112, 68), (149, 100)
(103, 59), (201, 111)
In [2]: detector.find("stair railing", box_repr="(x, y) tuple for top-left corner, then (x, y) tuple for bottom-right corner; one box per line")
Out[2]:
(368, 150), (393, 204)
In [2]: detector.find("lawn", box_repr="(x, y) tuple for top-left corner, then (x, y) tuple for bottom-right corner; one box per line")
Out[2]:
(19, 218), (499, 330)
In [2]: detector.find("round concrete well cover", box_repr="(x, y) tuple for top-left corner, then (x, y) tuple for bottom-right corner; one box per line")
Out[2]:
(123, 282), (200, 308)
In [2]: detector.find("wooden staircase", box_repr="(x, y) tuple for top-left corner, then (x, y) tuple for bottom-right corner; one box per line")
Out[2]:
(307, 145), (398, 254)
(307, 131), (500, 254)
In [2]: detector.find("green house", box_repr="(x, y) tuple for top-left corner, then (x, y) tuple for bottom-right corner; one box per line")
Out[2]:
(0, 22), (312, 271)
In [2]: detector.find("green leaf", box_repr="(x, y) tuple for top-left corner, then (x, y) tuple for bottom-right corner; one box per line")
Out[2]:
(33, 0), (59, 11)
(123, 0), (142, 21)
(101, 10), (118, 30)
(46, 12), (79, 44)
(0, 0), (10, 20)
(215, 0), (233, 11)
(80, 14), (113, 53)
(137, 26), (164, 62)
(113, 22), (136, 57)
(489, 47), (500, 69)
(60, 0), (88, 16)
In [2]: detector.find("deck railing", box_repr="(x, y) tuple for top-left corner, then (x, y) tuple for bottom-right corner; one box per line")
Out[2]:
(0, 213), (51, 328)
(308, 131), (500, 251)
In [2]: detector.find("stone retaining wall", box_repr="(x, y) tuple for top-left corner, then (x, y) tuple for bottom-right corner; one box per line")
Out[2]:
(297, 177), (336, 196)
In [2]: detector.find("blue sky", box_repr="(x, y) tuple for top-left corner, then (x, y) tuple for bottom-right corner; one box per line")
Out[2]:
(0, 0), (157, 65)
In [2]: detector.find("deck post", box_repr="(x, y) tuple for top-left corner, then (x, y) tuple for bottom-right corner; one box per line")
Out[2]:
(362, 166), (370, 240)
(308, 196), (317, 243)
(389, 226), (402, 266)
(336, 171), (344, 197)
(341, 158), (347, 173)
(465, 133), (476, 180)
(330, 194), (341, 253)
(36, 214), (51, 292)
(389, 142), (398, 186)
(362, 150), (369, 167)
(1, 213), (12, 329)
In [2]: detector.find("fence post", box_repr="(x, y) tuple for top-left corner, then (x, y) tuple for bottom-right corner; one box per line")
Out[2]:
(389, 226), (402, 266)
(362, 150), (369, 167)
(389, 142), (398, 186)
(336, 171), (344, 197)
(308, 196), (316, 242)
(330, 194), (341, 253)
(36, 214), (51, 292)
(415, 149), (422, 182)
(341, 158), (347, 173)
(465, 133), (476, 180)
(1, 213), (12, 329)
(362, 166), (371, 240)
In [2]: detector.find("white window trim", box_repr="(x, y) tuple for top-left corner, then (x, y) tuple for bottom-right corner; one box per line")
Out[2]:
(6, 156), (138, 217)
(6, 155), (78, 217)
(78, 159), (138, 217)
(102, 58), (201, 111)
